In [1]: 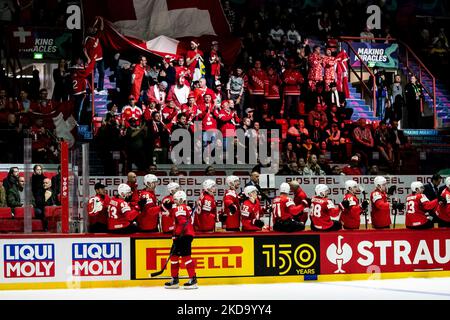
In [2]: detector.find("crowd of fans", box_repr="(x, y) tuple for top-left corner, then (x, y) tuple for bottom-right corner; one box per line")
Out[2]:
(1, 0), (448, 176)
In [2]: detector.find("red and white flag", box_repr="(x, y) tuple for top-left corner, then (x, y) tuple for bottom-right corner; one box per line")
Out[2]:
(83, 0), (241, 63)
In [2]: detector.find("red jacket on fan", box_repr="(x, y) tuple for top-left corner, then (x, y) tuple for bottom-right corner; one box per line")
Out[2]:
(71, 60), (96, 96)
(107, 197), (140, 231)
(222, 189), (241, 230)
(437, 188), (450, 222)
(310, 196), (341, 230)
(161, 105), (178, 130)
(193, 87), (215, 104)
(264, 73), (281, 100)
(370, 190), (391, 228)
(282, 68), (304, 96)
(339, 193), (361, 229)
(248, 68), (267, 95)
(136, 190), (159, 231)
(170, 204), (195, 237)
(161, 195), (175, 233)
(197, 103), (218, 131)
(194, 192), (217, 232)
(88, 194), (110, 226)
(241, 199), (262, 231)
(293, 187), (309, 224)
(217, 109), (240, 137)
(272, 194), (306, 222)
(131, 64), (147, 100)
(405, 193), (438, 227)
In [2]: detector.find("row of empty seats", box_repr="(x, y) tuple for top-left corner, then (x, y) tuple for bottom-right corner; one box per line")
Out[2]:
(0, 206), (62, 233)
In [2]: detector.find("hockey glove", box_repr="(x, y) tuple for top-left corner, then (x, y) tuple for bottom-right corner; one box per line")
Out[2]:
(219, 214), (227, 223)
(361, 199), (369, 210)
(228, 204), (237, 214)
(254, 219), (265, 228)
(162, 200), (173, 210)
(340, 200), (350, 209)
(438, 195), (447, 204)
(393, 202), (405, 211)
(387, 185), (397, 196)
(137, 199), (147, 210)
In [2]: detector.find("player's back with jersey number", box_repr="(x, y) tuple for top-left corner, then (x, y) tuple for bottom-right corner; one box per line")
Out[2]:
(136, 190), (160, 231)
(310, 196), (340, 230)
(195, 192), (216, 232)
(405, 193), (438, 227)
(340, 193), (361, 229)
(171, 204), (195, 237)
(437, 189), (450, 222)
(107, 197), (140, 231)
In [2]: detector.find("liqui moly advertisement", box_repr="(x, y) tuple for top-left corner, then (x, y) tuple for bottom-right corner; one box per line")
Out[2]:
(320, 230), (450, 275)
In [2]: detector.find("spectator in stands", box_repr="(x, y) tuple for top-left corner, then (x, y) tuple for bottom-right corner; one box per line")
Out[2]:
(247, 60), (267, 111)
(375, 70), (389, 119)
(0, 184), (5, 207)
(298, 158), (306, 173)
(125, 118), (148, 171)
(404, 74), (424, 128)
(169, 165), (185, 176)
(51, 165), (61, 200)
(374, 121), (394, 166)
(325, 82), (350, 120)
(299, 135), (319, 161)
(147, 111), (170, 164)
(31, 165), (45, 206)
(96, 113), (122, 175)
(0, 113), (23, 163)
(52, 59), (71, 102)
(318, 154), (332, 175)
(303, 154), (325, 176)
(131, 55), (149, 102)
(352, 118), (374, 168)
(35, 178), (59, 229)
(360, 26), (375, 43)
(6, 176), (33, 210)
(391, 74), (403, 101)
(186, 39), (204, 82)
(331, 165), (344, 175)
(310, 119), (325, 149)
(282, 58), (304, 119)
(388, 120), (408, 170)
(308, 103), (328, 131)
(227, 66), (246, 118)
(205, 166), (216, 176)
(3, 166), (19, 192)
(84, 17), (105, 94)
(326, 123), (345, 161)
(147, 165), (158, 176)
(342, 155), (363, 175)
(282, 142), (298, 164)
(423, 173), (444, 201)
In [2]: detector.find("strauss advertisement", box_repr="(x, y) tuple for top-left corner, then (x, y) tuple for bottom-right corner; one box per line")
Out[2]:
(320, 230), (450, 275)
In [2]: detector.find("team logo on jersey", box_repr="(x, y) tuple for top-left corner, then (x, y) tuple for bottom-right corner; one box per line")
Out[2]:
(72, 243), (122, 276)
(326, 236), (353, 273)
(3, 243), (55, 278)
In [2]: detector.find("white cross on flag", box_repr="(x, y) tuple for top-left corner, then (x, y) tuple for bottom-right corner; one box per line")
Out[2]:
(84, 0), (240, 63)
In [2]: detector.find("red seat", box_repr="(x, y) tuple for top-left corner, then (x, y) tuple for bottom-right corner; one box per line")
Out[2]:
(189, 171), (205, 176)
(155, 171), (168, 176)
(233, 171), (249, 176)
(0, 207), (12, 219)
(13, 207), (35, 219)
(0, 219), (22, 232)
(32, 219), (44, 232)
(289, 119), (297, 127)
(45, 206), (62, 218)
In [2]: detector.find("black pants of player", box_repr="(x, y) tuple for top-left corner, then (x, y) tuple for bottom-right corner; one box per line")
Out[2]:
(273, 219), (305, 232)
(311, 220), (342, 232)
(109, 223), (138, 234)
(88, 223), (108, 233)
(173, 235), (193, 257)
(406, 220), (434, 230)
(429, 213), (450, 228)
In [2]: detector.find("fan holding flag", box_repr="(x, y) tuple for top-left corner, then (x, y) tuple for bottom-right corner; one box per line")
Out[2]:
(186, 40), (205, 82)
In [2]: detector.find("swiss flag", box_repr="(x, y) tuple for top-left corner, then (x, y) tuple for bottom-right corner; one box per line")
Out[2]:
(83, 0), (240, 63)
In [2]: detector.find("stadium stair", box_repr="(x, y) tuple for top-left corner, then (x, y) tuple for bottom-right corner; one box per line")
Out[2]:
(399, 60), (450, 128)
(348, 85), (378, 122)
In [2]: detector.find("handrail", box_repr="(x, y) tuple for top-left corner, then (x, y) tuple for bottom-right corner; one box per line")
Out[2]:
(340, 38), (377, 118)
(398, 39), (437, 128)
(341, 36), (437, 129)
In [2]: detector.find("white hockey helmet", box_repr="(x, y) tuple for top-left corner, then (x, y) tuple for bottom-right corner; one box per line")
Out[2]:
(345, 180), (360, 193)
(411, 181), (424, 193)
(144, 174), (158, 186)
(315, 184), (330, 197)
(203, 179), (216, 192)
(225, 175), (240, 188)
(279, 182), (291, 194)
(173, 190), (187, 203)
(167, 182), (180, 194)
(117, 183), (132, 198)
(374, 176), (387, 190)
(244, 185), (258, 198)
(446, 177), (450, 188)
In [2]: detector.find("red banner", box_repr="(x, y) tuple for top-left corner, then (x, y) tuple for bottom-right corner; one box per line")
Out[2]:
(320, 229), (450, 275)
(60, 141), (69, 233)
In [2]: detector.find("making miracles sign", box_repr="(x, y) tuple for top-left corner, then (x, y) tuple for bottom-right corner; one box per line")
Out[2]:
(350, 42), (399, 69)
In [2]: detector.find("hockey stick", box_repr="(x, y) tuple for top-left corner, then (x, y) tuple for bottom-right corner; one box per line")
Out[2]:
(392, 199), (398, 229)
(150, 204), (196, 277)
(361, 189), (368, 230)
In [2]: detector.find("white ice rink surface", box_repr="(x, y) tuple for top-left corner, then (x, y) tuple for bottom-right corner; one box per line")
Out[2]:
(2, 277), (450, 300)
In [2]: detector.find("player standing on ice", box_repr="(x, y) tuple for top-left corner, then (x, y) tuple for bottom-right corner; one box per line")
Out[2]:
(160, 182), (180, 233)
(220, 176), (241, 231)
(339, 180), (369, 230)
(136, 174), (160, 232)
(310, 184), (342, 231)
(405, 181), (438, 229)
(370, 176), (399, 229)
(107, 184), (140, 233)
(272, 183), (307, 232)
(194, 179), (217, 232)
(240, 186), (266, 231)
(435, 177), (450, 227)
(165, 190), (198, 289)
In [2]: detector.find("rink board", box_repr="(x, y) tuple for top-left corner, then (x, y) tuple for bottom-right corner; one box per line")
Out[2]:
(0, 229), (449, 290)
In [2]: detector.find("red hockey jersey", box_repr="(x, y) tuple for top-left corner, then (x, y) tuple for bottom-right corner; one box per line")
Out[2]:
(171, 204), (195, 237)
(241, 199), (262, 231)
(194, 192), (217, 232)
(405, 193), (438, 227)
(339, 193), (361, 229)
(88, 194), (110, 226)
(370, 190), (391, 228)
(437, 188), (450, 222)
(136, 190), (159, 231)
(282, 69), (304, 96)
(107, 197), (140, 230)
(310, 196), (340, 230)
(272, 194), (306, 222)
(222, 189), (241, 230)
(248, 68), (267, 95)
(161, 195), (175, 233)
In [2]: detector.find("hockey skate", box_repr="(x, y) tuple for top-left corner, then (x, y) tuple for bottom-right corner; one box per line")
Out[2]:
(183, 275), (198, 289)
(164, 277), (179, 289)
